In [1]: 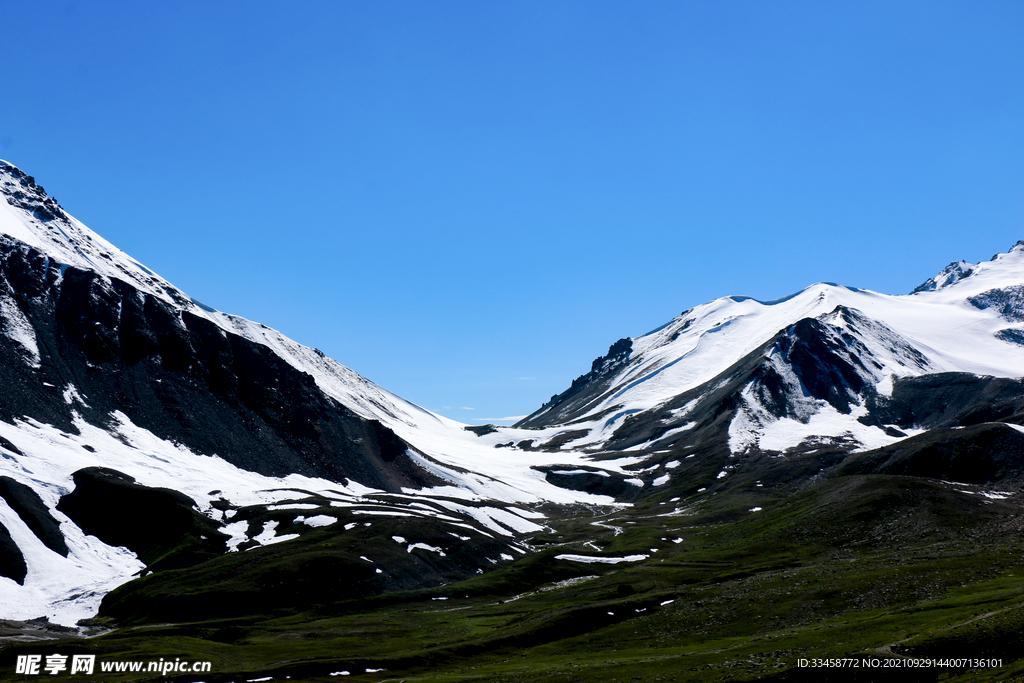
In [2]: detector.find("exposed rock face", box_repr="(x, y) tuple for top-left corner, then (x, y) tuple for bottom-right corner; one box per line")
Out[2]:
(0, 520), (27, 585)
(56, 467), (227, 573)
(516, 338), (633, 429)
(0, 239), (439, 492)
(968, 285), (1024, 322)
(911, 260), (974, 293)
(838, 423), (1024, 486)
(0, 475), (67, 557)
(0, 163), (69, 223)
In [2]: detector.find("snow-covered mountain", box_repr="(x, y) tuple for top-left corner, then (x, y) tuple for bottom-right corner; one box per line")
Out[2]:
(512, 245), (1024, 458)
(1, 159), (1023, 630)
(0, 161), (624, 625)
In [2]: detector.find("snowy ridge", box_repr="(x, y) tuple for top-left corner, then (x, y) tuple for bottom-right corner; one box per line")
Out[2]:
(0, 160), (423, 428)
(911, 260), (976, 293)
(514, 244), (1024, 455)
(0, 161), (604, 502)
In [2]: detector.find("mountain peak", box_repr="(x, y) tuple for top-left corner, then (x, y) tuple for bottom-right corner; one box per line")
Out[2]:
(910, 241), (1024, 295)
(0, 161), (192, 310)
(910, 260), (975, 294)
(0, 160), (69, 224)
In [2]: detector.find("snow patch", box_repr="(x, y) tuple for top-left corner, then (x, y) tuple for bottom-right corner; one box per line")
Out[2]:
(300, 515), (337, 527)
(0, 294), (40, 367)
(407, 543), (446, 556)
(555, 554), (648, 564)
(251, 521), (298, 546)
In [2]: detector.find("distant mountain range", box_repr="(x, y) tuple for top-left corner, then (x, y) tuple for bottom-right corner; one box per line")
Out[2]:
(2, 160), (1023, 681)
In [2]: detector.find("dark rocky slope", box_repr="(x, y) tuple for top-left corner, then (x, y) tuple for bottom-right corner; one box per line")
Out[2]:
(0, 240), (438, 492)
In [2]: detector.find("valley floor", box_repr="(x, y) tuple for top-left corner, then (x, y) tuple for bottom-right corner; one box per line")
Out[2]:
(2, 473), (1023, 682)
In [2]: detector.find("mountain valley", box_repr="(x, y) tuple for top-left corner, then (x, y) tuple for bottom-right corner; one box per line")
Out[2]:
(2, 161), (1024, 681)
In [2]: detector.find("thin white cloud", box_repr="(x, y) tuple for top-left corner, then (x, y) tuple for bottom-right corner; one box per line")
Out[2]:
(470, 416), (527, 423)
(461, 407), (474, 411)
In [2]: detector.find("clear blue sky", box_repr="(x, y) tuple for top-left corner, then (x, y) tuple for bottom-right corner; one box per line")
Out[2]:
(2, 1), (1022, 422)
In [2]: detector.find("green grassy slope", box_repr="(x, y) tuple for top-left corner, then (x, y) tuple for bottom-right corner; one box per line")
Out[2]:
(3, 471), (1023, 682)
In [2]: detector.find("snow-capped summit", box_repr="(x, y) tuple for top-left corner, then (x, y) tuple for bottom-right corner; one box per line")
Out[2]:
(516, 241), (1024, 458)
(911, 260), (976, 293)
(1, 161), (185, 308)
(911, 240), (1024, 294)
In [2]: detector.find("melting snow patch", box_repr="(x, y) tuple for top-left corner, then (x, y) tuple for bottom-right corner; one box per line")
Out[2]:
(392, 536), (407, 544)
(749, 507), (763, 512)
(430, 501), (545, 536)
(329, 672), (350, 677)
(222, 520), (249, 552)
(639, 422), (697, 449)
(301, 515), (337, 527)
(660, 599), (675, 606)
(407, 543), (446, 556)
(665, 460), (681, 469)
(625, 478), (644, 487)
(62, 384), (89, 407)
(716, 470), (728, 479)
(251, 521), (298, 546)
(958, 490), (1013, 500)
(591, 520), (624, 535)
(0, 294), (41, 367)
(550, 469), (610, 477)
(541, 575), (599, 591)
(555, 554), (649, 564)
(653, 474), (670, 486)
(352, 509), (416, 518)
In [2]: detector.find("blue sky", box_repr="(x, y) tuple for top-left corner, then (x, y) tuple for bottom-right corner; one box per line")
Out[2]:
(2, 1), (1022, 422)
